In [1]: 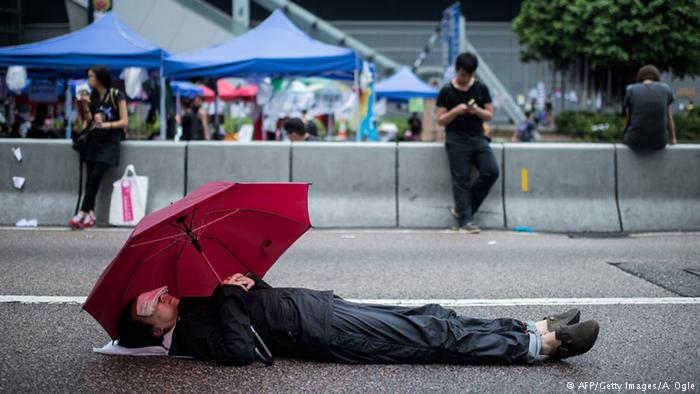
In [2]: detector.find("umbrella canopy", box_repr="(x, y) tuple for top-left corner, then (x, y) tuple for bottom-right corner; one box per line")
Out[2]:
(83, 181), (311, 339)
(169, 81), (204, 98)
(375, 67), (438, 100)
(163, 10), (360, 80)
(0, 12), (167, 71)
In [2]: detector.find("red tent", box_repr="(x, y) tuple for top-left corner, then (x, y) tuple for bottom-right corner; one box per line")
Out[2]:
(198, 79), (257, 102)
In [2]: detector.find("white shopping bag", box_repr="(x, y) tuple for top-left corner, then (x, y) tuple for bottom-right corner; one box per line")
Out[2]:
(109, 165), (148, 227)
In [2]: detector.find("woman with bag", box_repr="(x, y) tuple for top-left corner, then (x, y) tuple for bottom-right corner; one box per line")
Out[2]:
(68, 65), (128, 229)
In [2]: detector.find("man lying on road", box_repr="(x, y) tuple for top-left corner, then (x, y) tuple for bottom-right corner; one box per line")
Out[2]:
(118, 274), (599, 365)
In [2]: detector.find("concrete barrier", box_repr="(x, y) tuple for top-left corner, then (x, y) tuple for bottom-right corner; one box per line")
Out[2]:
(0, 140), (79, 226)
(503, 143), (621, 232)
(0, 140), (186, 226)
(291, 142), (396, 227)
(397, 142), (504, 228)
(94, 141), (186, 225)
(616, 144), (700, 231)
(186, 142), (291, 193)
(3, 139), (698, 232)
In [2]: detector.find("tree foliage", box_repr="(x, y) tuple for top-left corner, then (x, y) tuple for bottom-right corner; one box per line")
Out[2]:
(514, 0), (700, 80)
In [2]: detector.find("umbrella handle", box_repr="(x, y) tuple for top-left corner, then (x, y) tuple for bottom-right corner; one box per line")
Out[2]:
(250, 325), (274, 366)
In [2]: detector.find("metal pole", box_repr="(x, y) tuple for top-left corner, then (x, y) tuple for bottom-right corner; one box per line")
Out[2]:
(214, 80), (220, 137)
(175, 90), (181, 116)
(65, 79), (73, 139)
(354, 68), (360, 142)
(159, 65), (166, 140)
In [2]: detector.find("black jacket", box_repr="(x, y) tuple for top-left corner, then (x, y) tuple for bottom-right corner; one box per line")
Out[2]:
(168, 279), (334, 365)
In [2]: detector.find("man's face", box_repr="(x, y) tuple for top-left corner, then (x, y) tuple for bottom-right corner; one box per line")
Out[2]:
(135, 289), (180, 337)
(455, 69), (472, 84)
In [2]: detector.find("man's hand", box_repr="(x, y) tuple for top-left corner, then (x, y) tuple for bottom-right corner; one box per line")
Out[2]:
(670, 136), (678, 145)
(223, 273), (254, 291)
(465, 104), (479, 115)
(454, 103), (469, 115)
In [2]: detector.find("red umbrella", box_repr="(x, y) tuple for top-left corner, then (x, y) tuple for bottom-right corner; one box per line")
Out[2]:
(83, 181), (311, 339)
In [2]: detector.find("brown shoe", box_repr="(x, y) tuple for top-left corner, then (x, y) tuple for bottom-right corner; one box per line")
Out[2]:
(550, 320), (600, 360)
(545, 308), (581, 333)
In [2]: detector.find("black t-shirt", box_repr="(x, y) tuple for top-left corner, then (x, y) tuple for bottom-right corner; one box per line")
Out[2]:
(436, 80), (492, 135)
(181, 108), (205, 140)
(623, 82), (674, 150)
(85, 88), (125, 166)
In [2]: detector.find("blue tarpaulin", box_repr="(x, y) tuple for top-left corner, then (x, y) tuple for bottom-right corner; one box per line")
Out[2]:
(163, 10), (360, 80)
(0, 12), (167, 72)
(375, 67), (438, 101)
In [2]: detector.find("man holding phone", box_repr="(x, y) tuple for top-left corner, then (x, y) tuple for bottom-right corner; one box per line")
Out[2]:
(436, 52), (499, 233)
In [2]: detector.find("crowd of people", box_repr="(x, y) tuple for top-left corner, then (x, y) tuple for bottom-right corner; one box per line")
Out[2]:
(1, 57), (680, 234)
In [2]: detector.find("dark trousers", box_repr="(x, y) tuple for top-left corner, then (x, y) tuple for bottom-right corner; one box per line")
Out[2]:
(445, 133), (500, 225)
(80, 161), (110, 212)
(328, 299), (530, 365)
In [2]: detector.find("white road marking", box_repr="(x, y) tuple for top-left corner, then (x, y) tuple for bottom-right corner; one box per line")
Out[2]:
(349, 298), (700, 307)
(1, 227), (698, 238)
(0, 226), (131, 232)
(1, 296), (698, 307)
(0, 296), (87, 304)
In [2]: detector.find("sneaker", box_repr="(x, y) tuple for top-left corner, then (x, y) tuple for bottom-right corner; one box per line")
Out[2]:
(450, 207), (460, 220)
(460, 222), (480, 234)
(80, 213), (96, 229)
(68, 213), (85, 229)
(549, 320), (600, 360)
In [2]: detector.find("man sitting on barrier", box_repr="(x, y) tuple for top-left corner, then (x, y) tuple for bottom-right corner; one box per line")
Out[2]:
(118, 274), (600, 366)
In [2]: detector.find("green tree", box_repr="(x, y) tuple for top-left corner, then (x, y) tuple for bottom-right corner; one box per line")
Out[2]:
(514, 0), (700, 106)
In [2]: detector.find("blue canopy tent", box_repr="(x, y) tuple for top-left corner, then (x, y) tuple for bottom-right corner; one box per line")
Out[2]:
(164, 10), (362, 141)
(375, 67), (438, 101)
(163, 10), (361, 80)
(0, 12), (169, 139)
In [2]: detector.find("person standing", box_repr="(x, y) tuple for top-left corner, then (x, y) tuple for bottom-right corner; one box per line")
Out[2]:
(68, 65), (128, 229)
(436, 52), (499, 234)
(408, 112), (423, 141)
(180, 96), (209, 141)
(623, 64), (677, 150)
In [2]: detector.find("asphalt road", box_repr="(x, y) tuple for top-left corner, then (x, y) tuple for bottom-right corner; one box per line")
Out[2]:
(0, 228), (698, 393)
